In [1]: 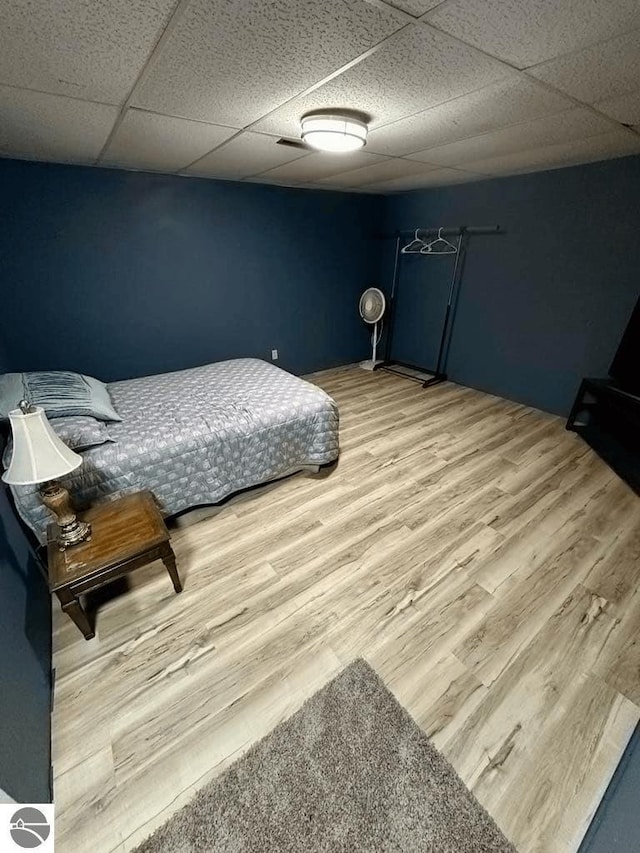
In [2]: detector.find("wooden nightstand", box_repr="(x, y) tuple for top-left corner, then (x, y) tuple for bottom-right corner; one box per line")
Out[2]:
(47, 490), (182, 640)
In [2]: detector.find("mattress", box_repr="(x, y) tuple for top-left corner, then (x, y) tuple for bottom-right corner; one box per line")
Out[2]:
(7, 358), (339, 543)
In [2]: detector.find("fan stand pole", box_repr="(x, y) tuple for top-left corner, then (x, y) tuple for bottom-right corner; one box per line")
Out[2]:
(372, 322), (378, 366)
(359, 321), (379, 371)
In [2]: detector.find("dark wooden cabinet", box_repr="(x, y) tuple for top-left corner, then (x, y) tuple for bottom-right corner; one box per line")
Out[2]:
(567, 378), (640, 495)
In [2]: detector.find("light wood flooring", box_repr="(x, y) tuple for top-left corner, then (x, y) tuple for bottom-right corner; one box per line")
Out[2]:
(52, 367), (640, 853)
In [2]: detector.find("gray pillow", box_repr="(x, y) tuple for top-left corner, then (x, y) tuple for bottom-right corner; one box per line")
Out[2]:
(0, 371), (122, 422)
(2, 416), (114, 470)
(0, 373), (24, 420)
(50, 416), (115, 451)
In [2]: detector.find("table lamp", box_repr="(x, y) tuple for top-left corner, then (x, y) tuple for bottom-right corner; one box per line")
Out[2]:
(2, 401), (91, 550)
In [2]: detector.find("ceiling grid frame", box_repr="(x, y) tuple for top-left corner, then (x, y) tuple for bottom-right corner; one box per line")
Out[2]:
(0, 0), (639, 189)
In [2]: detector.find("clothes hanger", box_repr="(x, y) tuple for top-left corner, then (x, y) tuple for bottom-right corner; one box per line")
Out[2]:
(401, 229), (427, 254)
(420, 227), (458, 255)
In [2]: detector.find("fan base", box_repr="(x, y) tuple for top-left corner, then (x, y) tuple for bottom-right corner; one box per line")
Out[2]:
(359, 359), (383, 371)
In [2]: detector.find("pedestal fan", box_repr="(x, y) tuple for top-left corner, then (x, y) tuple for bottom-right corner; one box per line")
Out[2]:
(359, 287), (386, 371)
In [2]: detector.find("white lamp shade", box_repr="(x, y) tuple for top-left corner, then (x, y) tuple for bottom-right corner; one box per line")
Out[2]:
(2, 406), (83, 485)
(301, 113), (368, 153)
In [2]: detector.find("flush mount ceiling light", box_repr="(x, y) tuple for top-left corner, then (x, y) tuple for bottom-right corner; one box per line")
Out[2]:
(300, 112), (368, 153)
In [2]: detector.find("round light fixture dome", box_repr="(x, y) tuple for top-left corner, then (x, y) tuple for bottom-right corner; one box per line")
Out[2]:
(300, 112), (368, 153)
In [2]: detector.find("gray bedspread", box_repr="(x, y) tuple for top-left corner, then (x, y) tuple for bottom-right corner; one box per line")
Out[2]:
(7, 359), (339, 543)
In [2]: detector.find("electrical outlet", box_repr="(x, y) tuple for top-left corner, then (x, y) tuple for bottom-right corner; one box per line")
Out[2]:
(271, 349), (279, 361)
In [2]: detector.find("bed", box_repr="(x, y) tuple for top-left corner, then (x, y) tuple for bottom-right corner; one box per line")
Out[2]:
(5, 358), (339, 543)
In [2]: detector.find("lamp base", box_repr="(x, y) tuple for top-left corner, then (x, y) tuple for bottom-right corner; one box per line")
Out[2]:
(39, 482), (92, 551)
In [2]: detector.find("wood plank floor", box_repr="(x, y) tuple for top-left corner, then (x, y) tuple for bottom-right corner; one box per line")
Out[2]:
(51, 367), (640, 853)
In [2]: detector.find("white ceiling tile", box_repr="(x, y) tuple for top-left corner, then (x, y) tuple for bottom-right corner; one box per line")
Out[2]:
(595, 90), (640, 126)
(384, 0), (443, 15)
(0, 0), (179, 104)
(182, 132), (308, 179)
(425, 0), (640, 69)
(366, 77), (575, 156)
(530, 30), (640, 105)
(257, 151), (389, 183)
(0, 86), (118, 163)
(406, 108), (616, 165)
(361, 167), (485, 191)
(132, 0), (405, 126)
(101, 110), (237, 172)
(253, 24), (512, 139)
(464, 131), (640, 176)
(3, 0), (637, 183)
(317, 158), (439, 187)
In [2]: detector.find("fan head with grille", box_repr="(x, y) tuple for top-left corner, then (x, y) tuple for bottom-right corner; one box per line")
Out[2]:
(359, 287), (385, 324)
(358, 287), (386, 371)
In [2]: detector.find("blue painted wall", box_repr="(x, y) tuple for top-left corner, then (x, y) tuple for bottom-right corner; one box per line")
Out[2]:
(0, 484), (51, 803)
(0, 335), (51, 803)
(384, 155), (640, 415)
(0, 159), (383, 382)
(580, 726), (640, 852)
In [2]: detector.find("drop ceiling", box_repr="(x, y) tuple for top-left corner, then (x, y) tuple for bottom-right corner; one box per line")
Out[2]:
(1, 0), (640, 193)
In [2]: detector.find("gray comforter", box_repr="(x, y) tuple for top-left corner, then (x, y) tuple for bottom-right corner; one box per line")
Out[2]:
(8, 359), (339, 543)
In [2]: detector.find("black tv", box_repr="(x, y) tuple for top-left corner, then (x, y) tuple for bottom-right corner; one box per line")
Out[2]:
(610, 295), (640, 396)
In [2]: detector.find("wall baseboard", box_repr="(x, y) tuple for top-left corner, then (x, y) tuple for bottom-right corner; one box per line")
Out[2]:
(304, 362), (361, 380)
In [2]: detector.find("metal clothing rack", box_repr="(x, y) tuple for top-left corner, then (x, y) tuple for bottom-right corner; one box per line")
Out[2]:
(377, 225), (501, 388)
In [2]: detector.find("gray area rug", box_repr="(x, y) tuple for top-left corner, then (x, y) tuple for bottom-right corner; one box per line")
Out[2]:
(135, 659), (515, 852)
